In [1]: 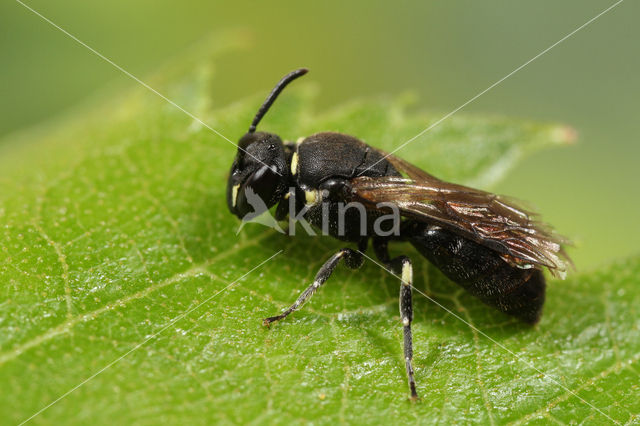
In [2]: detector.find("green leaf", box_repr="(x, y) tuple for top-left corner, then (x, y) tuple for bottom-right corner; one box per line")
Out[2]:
(1, 34), (635, 425)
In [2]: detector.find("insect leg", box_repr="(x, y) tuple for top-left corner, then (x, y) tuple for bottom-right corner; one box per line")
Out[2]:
(397, 256), (418, 399)
(263, 248), (364, 327)
(373, 238), (418, 399)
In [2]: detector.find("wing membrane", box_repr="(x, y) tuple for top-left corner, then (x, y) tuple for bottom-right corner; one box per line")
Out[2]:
(350, 171), (571, 277)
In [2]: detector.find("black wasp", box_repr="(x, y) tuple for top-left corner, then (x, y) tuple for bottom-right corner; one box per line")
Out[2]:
(226, 69), (570, 399)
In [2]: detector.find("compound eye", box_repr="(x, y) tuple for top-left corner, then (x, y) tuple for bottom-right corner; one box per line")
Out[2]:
(234, 164), (281, 217)
(245, 165), (280, 204)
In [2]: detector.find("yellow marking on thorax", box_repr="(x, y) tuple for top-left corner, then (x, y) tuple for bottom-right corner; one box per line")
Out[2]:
(305, 190), (319, 205)
(291, 152), (298, 176)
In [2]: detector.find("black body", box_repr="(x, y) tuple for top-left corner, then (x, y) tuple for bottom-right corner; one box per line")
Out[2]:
(232, 130), (545, 322)
(226, 68), (568, 399)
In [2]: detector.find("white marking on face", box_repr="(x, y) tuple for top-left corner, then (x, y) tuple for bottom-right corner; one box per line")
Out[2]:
(296, 137), (305, 145)
(401, 262), (412, 286)
(291, 152), (298, 175)
(402, 317), (410, 326)
(231, 184), (240, 207)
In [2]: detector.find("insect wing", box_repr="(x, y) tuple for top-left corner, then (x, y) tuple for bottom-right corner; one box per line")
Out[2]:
(350, 170), (570, 277)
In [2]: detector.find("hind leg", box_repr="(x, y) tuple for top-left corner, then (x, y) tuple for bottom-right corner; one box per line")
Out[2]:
(373, 238), (418, 399)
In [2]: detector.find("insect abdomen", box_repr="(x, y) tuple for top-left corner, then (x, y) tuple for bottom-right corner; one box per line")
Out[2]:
(406, 222), (545, 324)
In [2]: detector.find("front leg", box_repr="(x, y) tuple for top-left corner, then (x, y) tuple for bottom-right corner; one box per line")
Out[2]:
(263, 246), (364, 327)
(374, 238), (419, 400)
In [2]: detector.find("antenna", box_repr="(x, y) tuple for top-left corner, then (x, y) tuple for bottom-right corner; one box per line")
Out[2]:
(249, 68), (308, 133)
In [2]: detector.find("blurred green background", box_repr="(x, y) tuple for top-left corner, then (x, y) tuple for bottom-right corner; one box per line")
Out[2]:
(1, 0), (638, 270)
